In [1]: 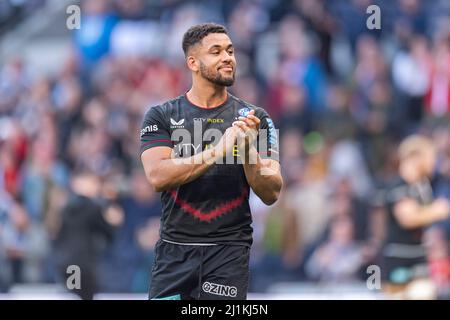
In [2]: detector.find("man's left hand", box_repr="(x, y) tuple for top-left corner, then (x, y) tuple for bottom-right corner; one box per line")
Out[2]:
(232, 109), (260, 153)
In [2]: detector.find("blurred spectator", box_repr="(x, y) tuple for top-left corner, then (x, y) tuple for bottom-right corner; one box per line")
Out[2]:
(328, 139), (373, 197)
(74, 0), (118, 69)
(54, 171), (123, 299)
(1, 202), (49, 284)
(0, 0), (449, 297)
(277, 84), (313, 133)
(277, 15), (327, 112)
(392, 35), (431, 132)
(132, 216), (160, 293)
(100, 169), (161, 293)
(0, 58), (30, 115)
(319, 83), (356, 140)
(425, 226), (450, 299)
(292, 0), (336, 74)
(250, 189), (302, 292)
(395, 0), (427, 37)
(424, 36), (450, 118)
(21, 131), (69, 221)
(110, 0), (163, 58)
(381, 135), (450, 298)
(332, 0), (381, 50)
(284, 149), (330, 253)
(305, 215), (364, 282)
(351, 36), (388, 129)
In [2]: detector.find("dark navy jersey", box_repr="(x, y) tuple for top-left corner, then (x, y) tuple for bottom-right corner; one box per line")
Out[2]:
(140, 93), (279, 246)
(384, 177), (434, 246)
(380, 177), (434, 281)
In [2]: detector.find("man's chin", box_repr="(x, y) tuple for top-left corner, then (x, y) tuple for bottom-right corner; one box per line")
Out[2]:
(215, 77), (235, 87)
(222, 81), (234, 87)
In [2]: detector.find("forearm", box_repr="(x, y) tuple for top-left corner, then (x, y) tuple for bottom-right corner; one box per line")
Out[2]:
(406, 207), (445, 228)
(147, 148), (217, 192)
(242, 146), (282, 205)
(396, 203), (447, 229)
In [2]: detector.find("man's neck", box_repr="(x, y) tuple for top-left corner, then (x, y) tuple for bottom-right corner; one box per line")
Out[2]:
(187, 82), (228, 109)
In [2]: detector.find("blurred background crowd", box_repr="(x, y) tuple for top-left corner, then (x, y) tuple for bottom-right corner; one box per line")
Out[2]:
(0, 0), (449, 298)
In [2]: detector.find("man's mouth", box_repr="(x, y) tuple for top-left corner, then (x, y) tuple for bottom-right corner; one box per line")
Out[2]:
(219, 66), (233, 72)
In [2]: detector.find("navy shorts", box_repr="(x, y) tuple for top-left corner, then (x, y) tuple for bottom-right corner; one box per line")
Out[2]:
(149, 240), (250, 300)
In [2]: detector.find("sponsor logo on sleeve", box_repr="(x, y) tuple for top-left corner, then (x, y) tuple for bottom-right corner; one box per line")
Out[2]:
(238, 107), (252, 117)
(140, 124), (158, 137)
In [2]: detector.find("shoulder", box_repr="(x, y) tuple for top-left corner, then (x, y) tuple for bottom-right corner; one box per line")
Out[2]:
(143, 95), (183, 120)
(385, 177), (412, 204)
(229, 94), (270, 119)
(230, 94), (267, 115)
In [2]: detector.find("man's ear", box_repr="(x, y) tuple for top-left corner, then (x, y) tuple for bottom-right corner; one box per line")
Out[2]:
(186, 55), (199, 72)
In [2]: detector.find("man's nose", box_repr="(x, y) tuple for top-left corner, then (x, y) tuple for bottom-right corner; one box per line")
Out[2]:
(221, 51), (233, 62)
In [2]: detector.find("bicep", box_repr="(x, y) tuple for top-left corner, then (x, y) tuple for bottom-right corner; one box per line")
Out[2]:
(141, 146), (173, 177)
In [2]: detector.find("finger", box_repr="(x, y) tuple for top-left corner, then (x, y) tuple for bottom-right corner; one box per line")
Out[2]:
(235, 124), (258, 142)
(238, 116), (258, 129)
(242, 116), (260, 130)
(232, 120), (248, 128)
(233, 121), (248, 131)
(233, 122), (251, 136)
(238, 116), (254, 127)
(234, 125), (246, 135)
(246, 115), (260, 125)
(235, 121), (258, 134)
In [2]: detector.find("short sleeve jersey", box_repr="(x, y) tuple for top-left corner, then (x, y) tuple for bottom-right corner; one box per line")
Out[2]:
(140, 93), (279, 246)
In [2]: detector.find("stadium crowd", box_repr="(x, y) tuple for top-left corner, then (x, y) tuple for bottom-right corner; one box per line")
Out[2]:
(0, 0), (449, 297)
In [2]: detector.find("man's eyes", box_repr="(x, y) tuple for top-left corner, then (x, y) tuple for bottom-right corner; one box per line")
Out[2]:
(210, 49), (234, 55)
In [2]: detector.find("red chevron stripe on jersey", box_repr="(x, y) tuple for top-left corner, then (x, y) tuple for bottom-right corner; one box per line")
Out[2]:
(168, 188), (249, 222)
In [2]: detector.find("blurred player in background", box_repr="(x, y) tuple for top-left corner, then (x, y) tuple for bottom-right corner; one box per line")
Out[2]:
(140, 23), (282, 300)
(381, 135), (450, 298)
(54, 171), (123, 300)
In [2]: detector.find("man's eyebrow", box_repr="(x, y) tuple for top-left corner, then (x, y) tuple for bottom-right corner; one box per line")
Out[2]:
(208, 45), (222, 50)
(208, 44), (234, 50)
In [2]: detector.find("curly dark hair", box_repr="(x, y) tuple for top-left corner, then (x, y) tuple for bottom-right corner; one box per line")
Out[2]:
(182, 23), (228, 56)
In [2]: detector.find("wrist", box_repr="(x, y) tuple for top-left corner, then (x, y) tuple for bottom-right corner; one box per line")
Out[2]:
(241, 145), (259, 166)
(204, 147), (218, 165)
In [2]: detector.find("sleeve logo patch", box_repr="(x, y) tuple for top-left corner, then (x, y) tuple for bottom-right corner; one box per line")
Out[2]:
(238, 107), (252, 117)
(140, 124), (158, 136)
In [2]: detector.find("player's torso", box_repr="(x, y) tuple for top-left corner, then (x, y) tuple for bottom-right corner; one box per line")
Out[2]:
(166, 95), (247, 165)
(158, 95), (253, 245)
(386, 178), (434, 245)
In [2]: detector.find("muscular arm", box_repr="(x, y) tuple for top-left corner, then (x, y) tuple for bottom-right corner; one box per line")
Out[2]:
(141, 127), (237, 192)
(141, 146), (216, 192)
(242, 146), (283, 205)
(233, 109), (283, 205)
(394, 198), (450, 229)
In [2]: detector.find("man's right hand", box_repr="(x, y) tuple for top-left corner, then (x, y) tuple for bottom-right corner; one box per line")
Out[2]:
(211, 126), (239, 161)
(431, 198), (450, 221)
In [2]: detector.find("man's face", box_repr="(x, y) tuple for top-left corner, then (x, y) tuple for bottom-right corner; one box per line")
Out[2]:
(421, 148), (436, 177)
(190, 33), (236, 86)
(400, 148), (436, 181)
